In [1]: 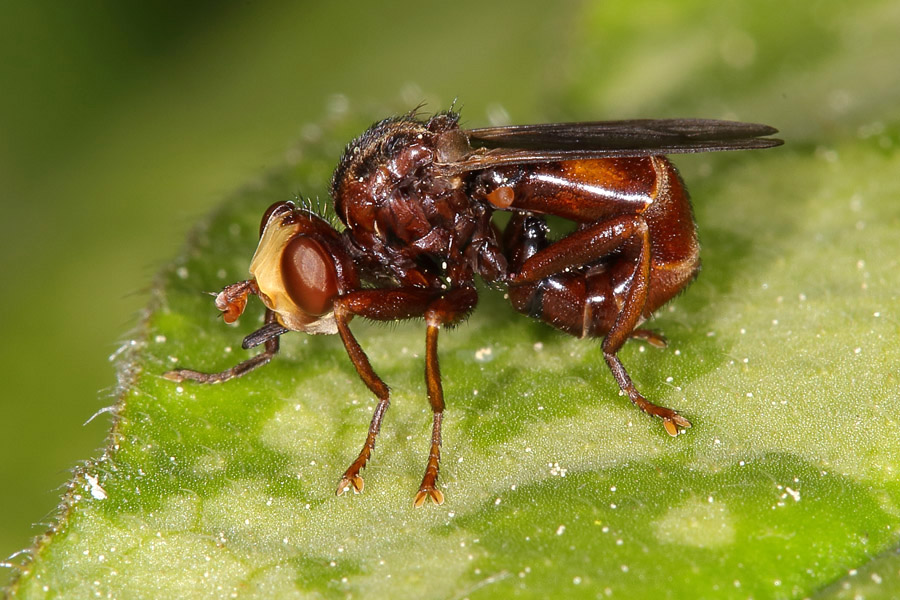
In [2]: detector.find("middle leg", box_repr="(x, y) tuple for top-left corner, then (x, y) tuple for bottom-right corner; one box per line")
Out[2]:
(332, 285), (477, 503)
(415, 285), (478, 507)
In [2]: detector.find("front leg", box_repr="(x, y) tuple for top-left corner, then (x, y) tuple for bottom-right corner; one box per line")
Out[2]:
(164, 308), (284, 384)
(332, 303), (391, 496)
(332, 291), (417, 496)
(332, 286), (477, 505)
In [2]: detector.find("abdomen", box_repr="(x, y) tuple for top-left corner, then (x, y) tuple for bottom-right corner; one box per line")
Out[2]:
(493, 156), (700, 338)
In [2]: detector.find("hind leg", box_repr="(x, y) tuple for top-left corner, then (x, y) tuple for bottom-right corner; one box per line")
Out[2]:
(504, 213), (690, 435)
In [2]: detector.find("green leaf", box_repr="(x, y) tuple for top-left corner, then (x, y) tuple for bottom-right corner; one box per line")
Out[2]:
(9, 1), (900, 598)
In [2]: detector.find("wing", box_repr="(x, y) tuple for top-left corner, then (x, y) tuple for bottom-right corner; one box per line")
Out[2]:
(438, 119), (782, 174)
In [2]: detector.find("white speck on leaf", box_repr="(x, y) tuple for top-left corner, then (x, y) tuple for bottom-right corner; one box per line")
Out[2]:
(85, 474), (107, 500)
(474, 347), (493, 362)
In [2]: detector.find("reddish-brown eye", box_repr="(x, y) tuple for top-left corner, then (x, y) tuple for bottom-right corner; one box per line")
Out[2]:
(259, 201), (293, 238)
(281, 236), (338, 316)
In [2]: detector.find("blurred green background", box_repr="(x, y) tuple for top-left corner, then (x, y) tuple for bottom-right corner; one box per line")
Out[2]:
(0, 1), (580, 582)
(2, 0), (897, 591)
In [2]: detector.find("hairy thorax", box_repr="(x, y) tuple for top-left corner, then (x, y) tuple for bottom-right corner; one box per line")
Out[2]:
(331, 114), (499, 287)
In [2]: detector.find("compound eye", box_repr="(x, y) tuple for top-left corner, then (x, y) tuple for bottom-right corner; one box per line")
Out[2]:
(259, 201), (293, 238)
(281, 236), (338, 316)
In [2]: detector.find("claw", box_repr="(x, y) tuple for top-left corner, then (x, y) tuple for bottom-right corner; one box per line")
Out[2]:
(663, 419), (678, 437)
(672, 414), (692, 428)
(662, 413), (692, 436)
(413, 487), (445, 507)
(162, 370), (185, 382)
(336, 475), (364, 496)
(628, 329), (668, 348)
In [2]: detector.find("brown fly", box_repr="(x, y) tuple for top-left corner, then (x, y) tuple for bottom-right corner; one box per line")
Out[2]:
(165, 111), (781, 506)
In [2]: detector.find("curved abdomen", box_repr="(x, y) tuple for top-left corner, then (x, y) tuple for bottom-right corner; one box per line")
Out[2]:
(483, 156), (700, 338)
